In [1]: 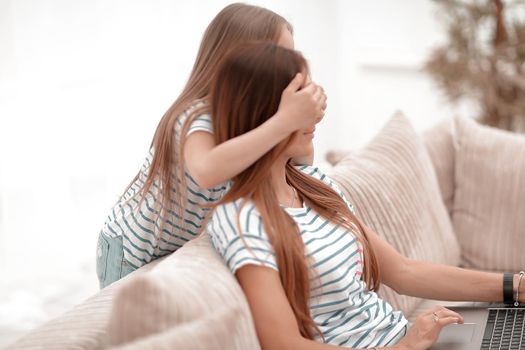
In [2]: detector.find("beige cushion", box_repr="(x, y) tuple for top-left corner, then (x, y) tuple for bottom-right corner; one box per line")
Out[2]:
(422, 119), (456, 215)
(326, 112), (461, 316)
(108, 305), (243, 350)
(325, 149), (349, 166)
(108, 234), (260, 350)
(328, 119), (457, 216)
(452, 117), (525, 271)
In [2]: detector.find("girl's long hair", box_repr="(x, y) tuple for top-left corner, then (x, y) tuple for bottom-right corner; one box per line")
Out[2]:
(123, 4), (291, 234)
(210, 42), (381, 340)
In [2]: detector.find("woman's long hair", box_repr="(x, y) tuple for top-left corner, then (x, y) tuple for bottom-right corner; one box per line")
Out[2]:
(210, 42), (381, 340)
(123, 4), (291, 232)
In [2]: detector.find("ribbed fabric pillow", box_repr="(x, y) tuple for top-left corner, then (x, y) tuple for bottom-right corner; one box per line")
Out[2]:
(453, 117), (525, 271)
(108, 234), (260, 350)
(327, 119), (457, 215)
(326, 112), (461, 316)
(422, 119), (456, 215)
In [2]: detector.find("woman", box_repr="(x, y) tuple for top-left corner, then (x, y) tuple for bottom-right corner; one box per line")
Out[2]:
(206, 42), (524, 349)
(96, 3), (326, 288)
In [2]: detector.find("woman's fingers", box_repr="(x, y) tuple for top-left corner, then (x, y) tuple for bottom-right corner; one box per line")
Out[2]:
(397, 307), (464, 350)
(424, 306), (465, 326)
(438, 316), (462, 327)
(434, 308), (464, 324)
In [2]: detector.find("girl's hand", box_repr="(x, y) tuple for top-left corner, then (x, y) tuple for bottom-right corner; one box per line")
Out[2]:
(394, 306), (464, 350)
(277, 73), (326, 133)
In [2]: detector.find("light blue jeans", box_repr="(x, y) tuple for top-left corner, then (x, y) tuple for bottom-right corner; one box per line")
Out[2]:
(96, 232), (136, 289)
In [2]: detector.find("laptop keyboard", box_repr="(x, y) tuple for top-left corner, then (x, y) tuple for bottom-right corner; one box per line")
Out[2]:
(481, 308), (525, 349)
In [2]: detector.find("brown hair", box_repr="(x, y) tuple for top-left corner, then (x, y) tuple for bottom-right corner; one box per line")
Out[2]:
(210, 42), (381, 340)
(124, 4), (292, 234)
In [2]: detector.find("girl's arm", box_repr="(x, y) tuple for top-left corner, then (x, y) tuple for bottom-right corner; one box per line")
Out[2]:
(363, 224), (524, 303)
(184, 74), (325, 189)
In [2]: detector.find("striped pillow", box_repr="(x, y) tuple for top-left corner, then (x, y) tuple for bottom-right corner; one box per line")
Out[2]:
(452, 117), (525, 271)
(326, 112), (461, 316)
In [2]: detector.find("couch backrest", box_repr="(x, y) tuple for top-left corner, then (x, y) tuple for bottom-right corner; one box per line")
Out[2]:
(107, 234), (261, 350)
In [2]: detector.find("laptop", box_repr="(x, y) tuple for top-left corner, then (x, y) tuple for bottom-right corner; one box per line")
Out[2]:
(430, 302), (525, 349)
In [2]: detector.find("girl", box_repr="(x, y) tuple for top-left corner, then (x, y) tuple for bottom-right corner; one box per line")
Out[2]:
(206, 42), (524, 349)
(96, 3), (327, 289)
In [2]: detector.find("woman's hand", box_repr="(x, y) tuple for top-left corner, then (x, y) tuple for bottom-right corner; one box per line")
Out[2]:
(394, 306), (464, 350)
(277, 73), (326, 133)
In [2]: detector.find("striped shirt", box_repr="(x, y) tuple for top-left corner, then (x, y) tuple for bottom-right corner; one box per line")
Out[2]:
(207, 165), (408, 348)
(101, 102), (230, 269)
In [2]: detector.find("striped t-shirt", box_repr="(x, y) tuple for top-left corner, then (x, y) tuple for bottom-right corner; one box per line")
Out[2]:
(207, 165), (408, 348)
(101, 102), (230, 269)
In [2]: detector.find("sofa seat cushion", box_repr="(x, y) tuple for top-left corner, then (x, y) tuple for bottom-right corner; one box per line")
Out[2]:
(326, 112), (461, 317)
(107, 234), (260, 350)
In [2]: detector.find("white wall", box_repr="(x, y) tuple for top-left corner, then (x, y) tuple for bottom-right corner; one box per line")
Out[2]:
(335, 0), (479, 149)
(0, 0), (475, 339)
(0, 0), (345, 279)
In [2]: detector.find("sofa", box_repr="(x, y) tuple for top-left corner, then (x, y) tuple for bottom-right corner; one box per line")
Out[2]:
(5, 113), (525, 350)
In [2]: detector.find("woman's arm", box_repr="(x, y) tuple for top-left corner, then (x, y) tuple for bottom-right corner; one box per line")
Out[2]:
(185, 74), (325, 188)
(211, 199), (460, 350)
(237, 264), (460, 350)
(363, 225), (524, 303)
(236, 264), (346, 350)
